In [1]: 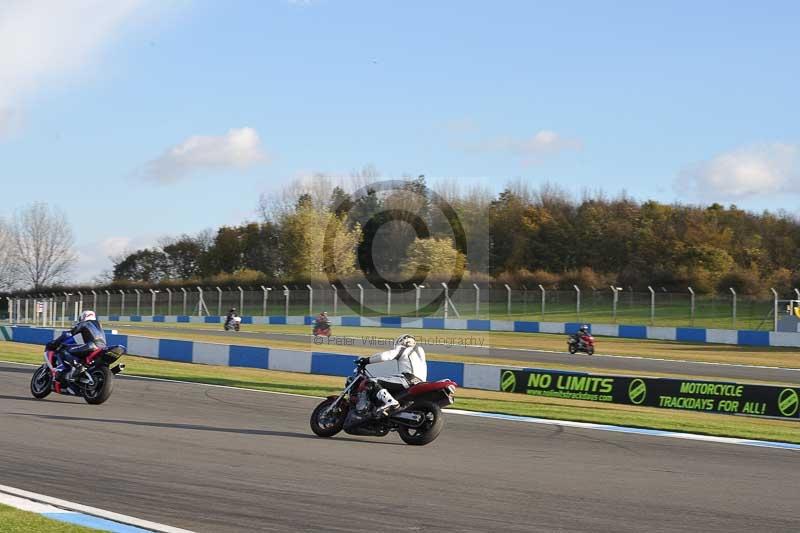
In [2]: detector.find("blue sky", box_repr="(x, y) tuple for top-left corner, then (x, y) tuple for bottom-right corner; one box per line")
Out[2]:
(1, 0), (799, 280)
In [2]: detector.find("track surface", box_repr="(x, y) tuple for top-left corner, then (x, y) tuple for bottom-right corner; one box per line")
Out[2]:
(116, 324), (800, 384)
(1, 362), (798, 532)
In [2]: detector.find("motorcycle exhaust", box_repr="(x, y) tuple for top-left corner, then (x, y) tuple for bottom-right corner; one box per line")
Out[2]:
(111, 364), (125, 375)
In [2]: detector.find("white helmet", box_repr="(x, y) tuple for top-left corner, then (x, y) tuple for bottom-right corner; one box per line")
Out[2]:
(395, 334), (416, 349)
(79, 310), (96, 322)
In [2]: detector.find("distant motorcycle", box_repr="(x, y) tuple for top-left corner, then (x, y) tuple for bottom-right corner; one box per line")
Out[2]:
(310, 362), (456, 446)
(567, 333), (595, 355)
(30, 341), (126, 405)
(312, 320), (331, 337)
(224, 316), (241, 331)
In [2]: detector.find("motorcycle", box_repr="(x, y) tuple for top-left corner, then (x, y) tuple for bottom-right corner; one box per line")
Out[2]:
(310, 363), (456, 446)
(312, 320), (331, 337)
(224, 316), (241, 331)
(567, 333), (595, 355)
(30, 340), (126, 405)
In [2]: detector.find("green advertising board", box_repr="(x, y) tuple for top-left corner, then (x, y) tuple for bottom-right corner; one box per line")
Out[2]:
(500, 368), (800, 419)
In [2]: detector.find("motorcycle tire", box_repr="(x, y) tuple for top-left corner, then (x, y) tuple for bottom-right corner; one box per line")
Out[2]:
(586, 345), (595, 356)
(568, 343), (577, 355)
(310, 398), (345, 438)
(30, 364), (52, 399)
(83, 366), (114, 405)
(397, 401), (444, 446)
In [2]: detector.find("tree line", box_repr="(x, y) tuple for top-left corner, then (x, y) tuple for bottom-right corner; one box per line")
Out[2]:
(106, 176), (800, 296)
(4, 177), (800, 296)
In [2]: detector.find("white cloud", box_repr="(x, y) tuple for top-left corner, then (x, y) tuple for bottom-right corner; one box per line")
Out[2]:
(140, 127), (268, 184)
(0, 0), (149, 135)
(74, 235), (156, 283)
(677, 143), (800, 199)
(465, 130), (583, 163)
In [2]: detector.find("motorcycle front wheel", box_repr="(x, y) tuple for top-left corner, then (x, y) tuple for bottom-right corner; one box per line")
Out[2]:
(397, 401), (444, 446)
(568, 343), (577, 354)
(310, 398), (345, 437)
(586, 345), (595, 355)
(30, 365), (52, 399)
(83, 366), (114, 405)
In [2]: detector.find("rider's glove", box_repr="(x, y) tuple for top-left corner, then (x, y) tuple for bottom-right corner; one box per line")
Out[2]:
(45, 341), (59, 352)
(356, 357), (370, 368)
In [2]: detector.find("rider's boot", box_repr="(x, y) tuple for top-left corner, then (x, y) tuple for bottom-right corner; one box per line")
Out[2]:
(374, 388), (400, 416)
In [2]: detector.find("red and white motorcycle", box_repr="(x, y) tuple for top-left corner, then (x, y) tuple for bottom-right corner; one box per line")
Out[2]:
(310, 363), (456, 446)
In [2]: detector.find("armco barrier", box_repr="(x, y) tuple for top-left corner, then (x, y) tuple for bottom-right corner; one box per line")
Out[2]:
(97, 315), (800, 348)
(4, 326), (797, 420)
(500, 368), (800, 420)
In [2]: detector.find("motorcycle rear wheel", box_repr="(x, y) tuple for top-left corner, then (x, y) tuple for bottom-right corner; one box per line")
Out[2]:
(30, 365), (51, 399)
(310, 398), (345, 437)
(83, 366), (113, 405)
(397, 401), (444, 446)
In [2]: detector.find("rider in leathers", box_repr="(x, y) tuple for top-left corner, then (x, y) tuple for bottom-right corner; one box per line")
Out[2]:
(357, 334), (426, 413)
(47, 310), (107, 381)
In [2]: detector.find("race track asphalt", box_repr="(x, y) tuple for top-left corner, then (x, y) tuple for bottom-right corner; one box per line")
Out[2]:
(1, 361), (798, 532)
(116, 324), (800, 385)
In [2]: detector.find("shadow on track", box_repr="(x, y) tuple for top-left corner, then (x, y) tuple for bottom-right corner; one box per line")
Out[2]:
(0, 366), (39, 375)
(9, 413), (404, 446)
(0, 394), (42, 402)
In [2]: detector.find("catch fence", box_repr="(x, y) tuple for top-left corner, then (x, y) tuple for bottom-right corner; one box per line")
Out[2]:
(4, 285), (799, 331)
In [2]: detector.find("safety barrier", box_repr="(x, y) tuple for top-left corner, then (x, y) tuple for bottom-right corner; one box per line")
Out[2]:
(4, 326), (797, 420)
(97, 315), (800, 348)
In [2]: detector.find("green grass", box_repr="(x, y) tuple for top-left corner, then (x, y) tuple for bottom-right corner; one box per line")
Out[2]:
(3, 341), (798, 444)
(0, 504), (100, 533)
(109, 321), (800, 370)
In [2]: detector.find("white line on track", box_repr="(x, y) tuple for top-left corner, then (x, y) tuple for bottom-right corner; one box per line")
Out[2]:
(0, 483), (194, 533)
(2, 359), (797, 452)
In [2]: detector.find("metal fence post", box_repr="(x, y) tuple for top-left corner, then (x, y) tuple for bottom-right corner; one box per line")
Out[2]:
(119, 290), (126, 315)
(647, 286), (655, 325)
(261, 286), (271, 316)
(442, 282), (449, 320)
(574, 285), (581, 321)
(181, 288), (187, 315)
(134, 289), (141, 316)
(166, 288), (172, 316)
(306, 285), (313, 316)
(216, 287), (222, 316)
(794, 288), (800, 301)
(331, 285), (338, 316)
(384, 284), (392, 315)
(357, 284), (364, 316)
(473, 283), (480, 318)
(687, 287), (695, 326)
(610, 286), (619, 322)
(538, 284), (545, 319)
(504, 284), (512, 317)
(770, 288), (778, 332)
(282, 285), (290, 317)
(238, 286), (244, 314)
(729, 287), (737, 329)
(90, 290), (96, 312)
(413, 283), (421, 317)
(197, 287), (204, 316)
(150, 289), (156, 316)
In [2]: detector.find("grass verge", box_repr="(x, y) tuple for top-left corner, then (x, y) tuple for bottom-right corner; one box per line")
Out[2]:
(3, 341), (798, 444)
(0, 504), (100, 533)
(107, 321), (800, 369)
